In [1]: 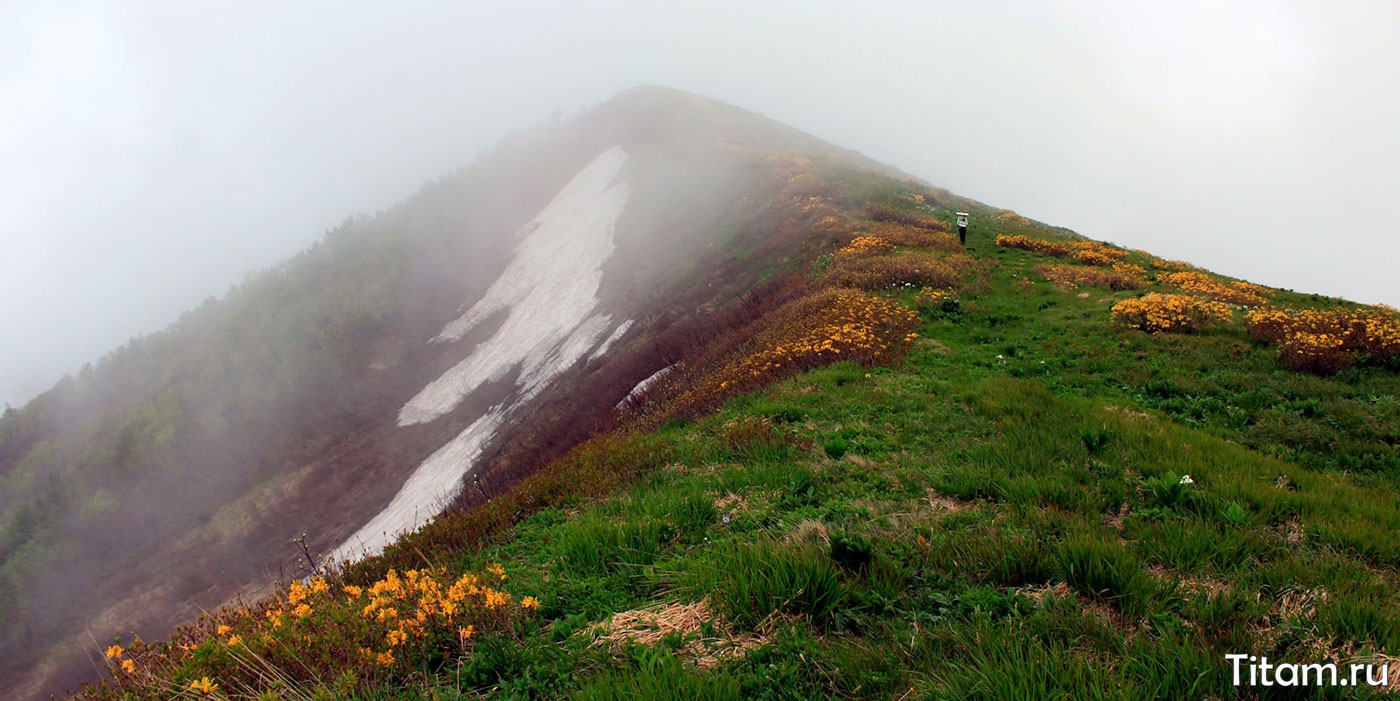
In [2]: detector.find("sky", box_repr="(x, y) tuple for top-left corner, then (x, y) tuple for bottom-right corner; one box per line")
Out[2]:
(2, 0), (1398, 408)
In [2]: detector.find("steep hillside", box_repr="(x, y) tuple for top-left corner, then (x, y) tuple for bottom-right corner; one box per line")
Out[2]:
(8, 87), (1400, 699)
(0, 87), (903, 699)
(75, 138), (1400, 697)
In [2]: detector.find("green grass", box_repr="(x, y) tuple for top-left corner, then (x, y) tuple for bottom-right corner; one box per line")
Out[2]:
(77, 179), (1400, 700)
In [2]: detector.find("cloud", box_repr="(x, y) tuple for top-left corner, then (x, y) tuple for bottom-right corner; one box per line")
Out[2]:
(2, 0), (1397, 406)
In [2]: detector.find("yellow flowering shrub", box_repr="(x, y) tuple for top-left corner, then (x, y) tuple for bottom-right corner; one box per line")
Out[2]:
(1246, 305), (1400, 374)
(835, 235), (895, 256)
(874, 221), (959, 249)
(1037, 262), (1146, 291)
(828, 251), (980, 291)
(994, 235), (1129, 267)
(660, 289), (920, 419)
(1111, 293), (1232, 333)
(1156, 259), (1199, 272)
(913, 287), (957, 311)
(1278, 332), (1353, 375)
(1159, 271), (1270, 307)
(1070, 248), (1122, 267)
(995, 234), (1071, 257)
(81, 565), (537, 699)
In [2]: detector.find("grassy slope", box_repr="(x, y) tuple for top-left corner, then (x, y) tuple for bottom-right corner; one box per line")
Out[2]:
(82, 178), (1400, 699)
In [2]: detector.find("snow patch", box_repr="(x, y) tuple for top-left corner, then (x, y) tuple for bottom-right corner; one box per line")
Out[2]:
(398, 146), (631, 426)
(331, 147), (634, 563)
(617, 365), (674, 409)
(328, 409), (502, 563)
(590, 319), (634, 361)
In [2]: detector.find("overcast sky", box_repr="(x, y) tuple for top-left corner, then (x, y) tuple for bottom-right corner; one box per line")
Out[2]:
(3, 1), (1397, 408)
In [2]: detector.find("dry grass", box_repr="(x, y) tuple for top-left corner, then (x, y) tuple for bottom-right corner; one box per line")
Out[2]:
(586, 599), (767, 670)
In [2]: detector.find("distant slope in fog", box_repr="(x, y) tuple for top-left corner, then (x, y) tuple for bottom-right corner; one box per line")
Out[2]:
(0, 86), (905, 699)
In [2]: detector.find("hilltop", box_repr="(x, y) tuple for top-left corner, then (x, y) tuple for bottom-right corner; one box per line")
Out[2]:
(3, 88), (1399, 699)
(0, 86), (919, 698)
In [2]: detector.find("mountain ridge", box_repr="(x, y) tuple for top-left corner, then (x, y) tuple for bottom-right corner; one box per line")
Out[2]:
(0, 85), (943, 699)
(3, 86), (1398, 699)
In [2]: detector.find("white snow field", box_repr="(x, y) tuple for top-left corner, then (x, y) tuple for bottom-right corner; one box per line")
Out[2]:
(590, 319), (634, 361)
(327, 408), (502, 563)
(616, 365), (674, 409)
(330, 147), (632, 562)
(398, 145), (632, 426)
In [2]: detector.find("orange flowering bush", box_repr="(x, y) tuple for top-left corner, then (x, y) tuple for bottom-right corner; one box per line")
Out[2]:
(860, 220), (960, 250)
(1069, 248), (1126, 266)
(1156, 259), (1198, 272)
(835, 235), (895, 256)
(661, 289), (920, 418)
(995, 234), (1074, 257)
(1037, 262), (1146, 291)
(994, 235), (1128, 266)
(1159, 271), (1270, 307)
(829, 251), (968, 291)
(1278, 332), (1354, 374)
(80, 565), (537, 699)
(913, 287), (958, 311)
(1246, 305), (1400, 374)
(1111, 293), (1232, 333)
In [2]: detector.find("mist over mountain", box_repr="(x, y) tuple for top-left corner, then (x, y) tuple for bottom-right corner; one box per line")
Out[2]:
(0, 86), (907, 698)
(3, 87), (1399, 700)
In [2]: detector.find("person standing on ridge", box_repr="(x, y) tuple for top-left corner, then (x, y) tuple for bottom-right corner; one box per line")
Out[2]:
(956, 211), (970, 245)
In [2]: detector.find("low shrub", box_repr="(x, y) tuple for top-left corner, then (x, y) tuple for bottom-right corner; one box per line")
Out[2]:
(1246, 305), (1400, 374)
(85, 566), (537, 699)
(1279, 332), (1354, 375)
(834, 235), (894, 257)
(659, 289), (921, 419)
(1037, 263), (1146, 291)
(995, 235), (1128, 266)
(1110, 294), (1232, 333)
(913, 288), (962, 316)
(828, 251), (967, 291)
(1158, 271), (1270, 307)
(860, 220), (960, 250)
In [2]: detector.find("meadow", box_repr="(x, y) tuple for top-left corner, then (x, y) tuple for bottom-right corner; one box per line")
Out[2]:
(77, 172), (1400, 700)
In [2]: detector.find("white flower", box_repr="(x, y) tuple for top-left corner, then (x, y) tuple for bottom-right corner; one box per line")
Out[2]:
(1179, 474), (1195, 485)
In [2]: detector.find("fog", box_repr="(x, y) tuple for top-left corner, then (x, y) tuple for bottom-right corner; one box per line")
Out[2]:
(3, 0), (1398, 408)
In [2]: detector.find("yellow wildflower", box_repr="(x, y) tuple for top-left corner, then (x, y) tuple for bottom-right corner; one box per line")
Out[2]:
(105, 644), (124, 659)
(190, 677), (219, 694)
